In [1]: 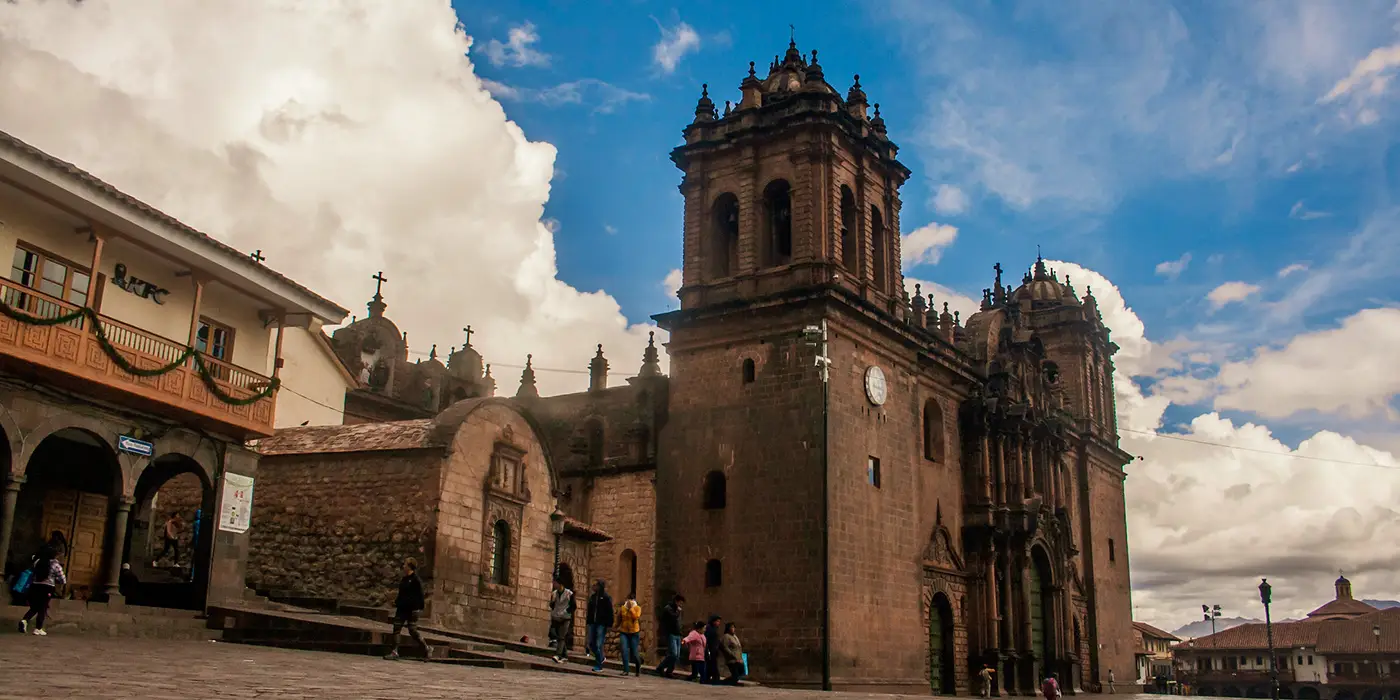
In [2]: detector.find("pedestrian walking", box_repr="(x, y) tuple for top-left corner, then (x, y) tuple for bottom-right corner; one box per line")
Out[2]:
(1107, 668), (1116, 694)
(383, 558), (432, 660)
(682, 621), (707, 681)
(585, 580), (614, 672)
(615, 590), (642, 676)
(157, 514), (183, 564)
(655, 593), (685, 678)
(548, 578), (574, 663)
(18, 546), (64, 636)
(979, 663), (997, 697)
(1042, 672), (1062, 700)
(703, 614), (723, 684)
(721, 622), (745, 685)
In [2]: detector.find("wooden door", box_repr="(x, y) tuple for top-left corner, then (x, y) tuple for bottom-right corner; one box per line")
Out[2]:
(69, 492), (108, 594)
(40, 489), (108, 596)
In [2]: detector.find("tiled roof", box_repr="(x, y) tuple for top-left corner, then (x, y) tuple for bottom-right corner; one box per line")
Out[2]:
(1306, 597), (1378, 619)
(1177, 620), (1325, 652)
(0, 129), (347, 318)
(1135, 621), (1180, 642)
(1316, 608), (1400, 654)
(562, 516), (612, 542)
(254, 420), (439, 455)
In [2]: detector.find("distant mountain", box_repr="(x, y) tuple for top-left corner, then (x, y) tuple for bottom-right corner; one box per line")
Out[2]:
(1363, 599), (1400, 609)
(1171, 617), (1260, 640)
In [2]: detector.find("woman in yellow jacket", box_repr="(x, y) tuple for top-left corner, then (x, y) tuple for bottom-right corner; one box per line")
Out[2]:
(615, 591), (643, 676)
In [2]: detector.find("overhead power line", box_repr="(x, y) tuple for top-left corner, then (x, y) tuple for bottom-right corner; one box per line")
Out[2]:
(1119, 427), (1399, 471)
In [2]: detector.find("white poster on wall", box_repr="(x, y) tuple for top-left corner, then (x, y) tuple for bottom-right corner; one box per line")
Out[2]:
(218, 472), (254, 534)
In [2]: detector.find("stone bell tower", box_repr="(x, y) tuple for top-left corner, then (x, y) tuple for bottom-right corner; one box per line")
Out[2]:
(670, 39), (911, 315)
(657, 40), (943, 692)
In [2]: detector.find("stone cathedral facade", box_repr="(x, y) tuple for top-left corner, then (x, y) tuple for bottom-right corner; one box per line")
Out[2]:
(652, 42), (1135, 694)
(248, 39), (1134, 697)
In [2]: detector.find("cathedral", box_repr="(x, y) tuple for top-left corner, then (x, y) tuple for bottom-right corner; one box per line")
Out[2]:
(249, 39), (1133, 695)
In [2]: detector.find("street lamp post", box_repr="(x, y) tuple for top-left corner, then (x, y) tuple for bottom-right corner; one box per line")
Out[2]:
(1259, 578), (1280, 700)
(1203, 604), (1222, 648)
(550, 510), (565, 582)
(802, 320), (833, 693)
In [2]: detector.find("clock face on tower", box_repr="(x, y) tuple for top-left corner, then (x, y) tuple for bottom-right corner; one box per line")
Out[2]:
(864, 365), (887, 406)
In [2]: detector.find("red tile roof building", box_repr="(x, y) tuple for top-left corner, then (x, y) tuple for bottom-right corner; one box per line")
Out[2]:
(1174, 576), (1400, 698)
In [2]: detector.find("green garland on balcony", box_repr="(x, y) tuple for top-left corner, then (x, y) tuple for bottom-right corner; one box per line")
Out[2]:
(0, 299), (279, 407)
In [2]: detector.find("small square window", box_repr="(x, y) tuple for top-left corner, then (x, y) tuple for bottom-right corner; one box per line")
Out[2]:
(867, 456), (881, 488)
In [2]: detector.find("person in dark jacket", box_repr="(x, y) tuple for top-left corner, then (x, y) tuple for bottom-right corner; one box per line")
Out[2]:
(384, 558), (432, 660)
(703, 615), (723, 684)
(585, 579), (614, 672)
(655, 593), (686, 677)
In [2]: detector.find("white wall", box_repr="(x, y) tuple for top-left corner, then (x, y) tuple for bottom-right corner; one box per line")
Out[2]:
(0, 186), (271, 375)
(269, 325), (349, 428)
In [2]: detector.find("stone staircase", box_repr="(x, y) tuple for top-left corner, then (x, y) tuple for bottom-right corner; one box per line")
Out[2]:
(1, 599), (219, 641)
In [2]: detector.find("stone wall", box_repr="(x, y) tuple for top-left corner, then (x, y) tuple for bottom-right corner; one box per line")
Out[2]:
(825, 308), (969, 693)
(1087, 453), (1135, 687)
(432, 401), (556, 641)
(247, 449), (440, 605)
(657, 309), (826, 687)
(584, 469), (657, 655)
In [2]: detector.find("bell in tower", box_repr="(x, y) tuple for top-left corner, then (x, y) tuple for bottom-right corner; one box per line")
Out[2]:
(669, 41), (912, 312)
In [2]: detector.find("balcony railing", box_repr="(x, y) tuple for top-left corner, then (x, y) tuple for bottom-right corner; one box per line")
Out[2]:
(0, 277), (276, 437)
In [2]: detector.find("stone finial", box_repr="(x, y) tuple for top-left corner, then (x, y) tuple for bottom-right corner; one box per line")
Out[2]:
(429, 344), (437, 361)
(805, 49), (825, 83)
(515, 354), (539, 399)
(484, 363), (496, 397)
(693, 83), (716, 123)
(871, 103), (887, 136)
(639, 331), (663, 378)
(589, 344), (609, 392)
(846, 74), (869, 120)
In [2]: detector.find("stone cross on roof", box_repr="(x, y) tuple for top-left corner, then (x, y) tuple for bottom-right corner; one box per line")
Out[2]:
(372, 271), (388, 298)
(463, 325), (473, 347)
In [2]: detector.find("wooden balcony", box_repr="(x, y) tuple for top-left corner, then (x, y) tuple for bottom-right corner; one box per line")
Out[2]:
(0, 277), (276, 438)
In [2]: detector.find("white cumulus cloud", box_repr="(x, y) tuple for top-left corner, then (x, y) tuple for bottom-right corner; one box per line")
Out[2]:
(662, 269), (682, 299)
(901, 222), (958, 269)
(931, 184), (969, 215)
(1207, 281), (1262, 309)
(482, 22), (550, 68)
(0, 0), (662, 397)
(1154, 253), (1192, 280)
(652, 21), (701, 75)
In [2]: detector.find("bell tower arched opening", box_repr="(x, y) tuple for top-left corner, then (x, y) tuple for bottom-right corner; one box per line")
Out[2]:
(840, 185), (858, 274)
(871, 205), (888, 293)
(762, 180), (793, 268)
(711, 193), (740, 279)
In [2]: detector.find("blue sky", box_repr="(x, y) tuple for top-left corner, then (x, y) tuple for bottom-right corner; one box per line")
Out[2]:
(461, 0), (1400, 450)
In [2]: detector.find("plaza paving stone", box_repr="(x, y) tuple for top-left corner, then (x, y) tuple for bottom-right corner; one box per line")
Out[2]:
(0, 633), (924, 699)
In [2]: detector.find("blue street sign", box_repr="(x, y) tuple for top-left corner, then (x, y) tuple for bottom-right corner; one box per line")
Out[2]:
(117, 435), (154, 457)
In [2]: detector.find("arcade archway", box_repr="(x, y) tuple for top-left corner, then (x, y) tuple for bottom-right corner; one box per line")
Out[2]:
(126, 454), (214, 609)
(13, 428), (121, 600)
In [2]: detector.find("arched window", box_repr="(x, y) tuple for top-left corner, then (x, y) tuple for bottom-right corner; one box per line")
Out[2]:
(763, 180), (793, 267)
(705, 559), (723, 588)
(711, 193), (740, 279)
(491, 519), (511, 585)
(871, 205), (887, 293)
(702, 471), (727, 510)
(742, 358), (755, 384)
(840, 185), (858, 273)
(923, 399), (945, 462)
(619, 549), (638, 598)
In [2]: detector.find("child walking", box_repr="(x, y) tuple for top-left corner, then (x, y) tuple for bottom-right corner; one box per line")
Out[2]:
(682, 621), (707, 681)
(18, 546), (64, 636)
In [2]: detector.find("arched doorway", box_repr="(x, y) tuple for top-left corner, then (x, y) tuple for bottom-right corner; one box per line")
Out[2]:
(128, 454), (214, 609)
(14, 429), (121, 600)
(618, 549), (637, 598)
(1279, 687), (1296, 699)
(1296, 687), (1321, 700)
(1222, 685), (1243, 697)
(1030, 547), (1055, 679)
(929, 592), (956, 694)
(1246, 686), (1270, 698)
